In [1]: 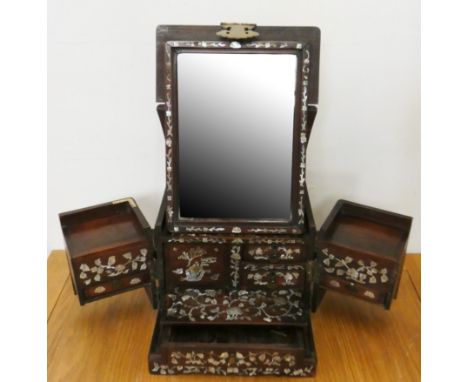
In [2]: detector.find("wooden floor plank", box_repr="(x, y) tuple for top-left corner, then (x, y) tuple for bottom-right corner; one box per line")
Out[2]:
(404, 254), (421, 300)
(48, 252), (421, 381)
(47, 250), (70, 320)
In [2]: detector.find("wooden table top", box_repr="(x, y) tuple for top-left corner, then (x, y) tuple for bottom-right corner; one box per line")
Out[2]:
(48, 251), (421, 382)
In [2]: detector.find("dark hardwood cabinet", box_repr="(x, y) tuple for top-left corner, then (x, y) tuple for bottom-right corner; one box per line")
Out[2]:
(58, 23), (412, 377)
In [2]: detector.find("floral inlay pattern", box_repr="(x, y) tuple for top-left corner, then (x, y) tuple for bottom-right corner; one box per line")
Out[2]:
(168, 235), (305, 245)
(168, 350), (296, 368)
(248, 246), (302, 261)
(321, 248), (390, 285)
(168, 236), (228, 244)
(152, 362), (314, 376)
(248, 228), (288, 234)
(165, 288), (303, 323)
(185, 227), (226, 233)
(152, 348), (313, 376)
(163, 40), (310, 233)
(172, 247), (219, 282)
(245, 264), (303, 287)
(230, 245), (241, 288)
(78, 248), (148, 286)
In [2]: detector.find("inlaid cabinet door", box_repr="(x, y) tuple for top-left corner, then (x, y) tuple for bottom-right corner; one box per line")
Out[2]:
(165, 244), (229, 288)
(59, 197), (156, 306)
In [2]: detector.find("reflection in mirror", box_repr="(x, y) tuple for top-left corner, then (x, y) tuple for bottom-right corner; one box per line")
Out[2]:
(177, 53), (297, 220)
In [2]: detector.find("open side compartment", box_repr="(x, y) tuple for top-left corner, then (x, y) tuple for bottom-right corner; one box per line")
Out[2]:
(59, 197), (157, 306)
(312, 199), (412, 310)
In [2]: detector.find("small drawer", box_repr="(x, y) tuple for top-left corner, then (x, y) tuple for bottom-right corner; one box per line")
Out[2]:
(243, 244), (306, 262)
(165, 244), (228, 288)
(84, 272), (150, 299)
(240, 263), (305, 289)
(321, 275), (386, 305)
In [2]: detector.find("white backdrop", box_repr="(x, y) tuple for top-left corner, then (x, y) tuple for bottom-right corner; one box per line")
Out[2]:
(48, 0), (420, 253)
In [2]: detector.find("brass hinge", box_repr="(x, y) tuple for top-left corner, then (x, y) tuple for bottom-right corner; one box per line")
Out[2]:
(216, 23), (259, 40)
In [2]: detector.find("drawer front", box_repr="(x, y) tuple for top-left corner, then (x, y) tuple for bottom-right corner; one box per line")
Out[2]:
(317, 246), (397, 290)
(240, 263), (305, 289)
(243, 244), (306, 262)
(153, 349), (314, 376)
(150, 321), (317, 376)
(83, 271), (150, 299)
(165, 244), (228, 288)
(165, 288), (305, 324)
(164, 348), (302, 373)
(320, 274), (386, 305)
(74, 245), (150, 287)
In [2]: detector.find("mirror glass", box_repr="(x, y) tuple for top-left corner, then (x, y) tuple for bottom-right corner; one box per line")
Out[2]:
(177, 53), (297, 220)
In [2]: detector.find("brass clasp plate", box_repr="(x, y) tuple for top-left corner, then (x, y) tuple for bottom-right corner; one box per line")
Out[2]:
(216, 23), (259, 40)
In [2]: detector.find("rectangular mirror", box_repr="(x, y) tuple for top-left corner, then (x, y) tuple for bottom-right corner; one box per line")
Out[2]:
(156, 27), (320, 234)
(177, 53), (297, 220)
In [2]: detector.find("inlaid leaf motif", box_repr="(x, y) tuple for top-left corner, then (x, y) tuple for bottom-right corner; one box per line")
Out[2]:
(130, 277), (141, 285)
(321, 248), (391, 286)
(364, 290), (375, 299)
(123, 252), (132, 260)
(78, 249), (148, 286)
(166, 289), (302, 323)
(80, 264), (90, 272)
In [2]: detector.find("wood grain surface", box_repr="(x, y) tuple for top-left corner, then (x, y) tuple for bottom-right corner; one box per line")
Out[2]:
(47, 251), (421, 382)
(47, 250), (70, 320)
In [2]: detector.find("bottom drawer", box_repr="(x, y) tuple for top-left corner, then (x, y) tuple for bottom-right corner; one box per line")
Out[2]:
(320, 274), (387, 305)
(83, 272), (150, 299)
(149, 322), (316, 376)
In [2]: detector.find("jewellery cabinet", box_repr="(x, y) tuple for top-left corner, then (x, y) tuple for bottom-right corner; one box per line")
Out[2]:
(59, 23), (412, 377)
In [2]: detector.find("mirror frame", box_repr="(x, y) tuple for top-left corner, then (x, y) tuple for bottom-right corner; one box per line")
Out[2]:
(156, 25), (320, 234)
